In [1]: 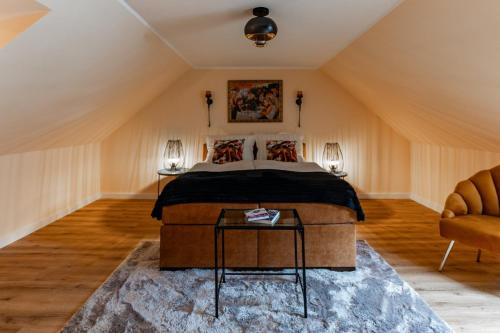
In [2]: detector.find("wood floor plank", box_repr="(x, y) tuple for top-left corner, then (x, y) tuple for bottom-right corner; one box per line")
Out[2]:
(0, 199), (498, 332)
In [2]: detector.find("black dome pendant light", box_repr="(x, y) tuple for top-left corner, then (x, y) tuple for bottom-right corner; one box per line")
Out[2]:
(244, 7), (278, 47)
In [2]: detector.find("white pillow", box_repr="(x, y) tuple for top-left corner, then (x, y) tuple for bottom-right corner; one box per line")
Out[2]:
(205, 135), (256, 162)
(255, 133), (304, 162)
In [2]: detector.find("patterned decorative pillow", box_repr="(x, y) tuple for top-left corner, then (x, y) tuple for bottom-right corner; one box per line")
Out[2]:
(212, 139), (245, 164)
(266, 140), (298, 162)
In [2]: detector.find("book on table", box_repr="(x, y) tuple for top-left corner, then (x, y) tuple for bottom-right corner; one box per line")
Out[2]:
(244, 208), (280, 225)
(244, 208), (269, 221)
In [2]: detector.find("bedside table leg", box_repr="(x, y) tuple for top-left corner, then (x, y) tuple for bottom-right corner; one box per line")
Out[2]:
(157, 174), (160, 198)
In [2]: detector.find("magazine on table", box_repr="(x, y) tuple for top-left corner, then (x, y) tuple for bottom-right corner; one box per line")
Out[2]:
(244, 208), (280, 225)
(244, 208), (269, 221)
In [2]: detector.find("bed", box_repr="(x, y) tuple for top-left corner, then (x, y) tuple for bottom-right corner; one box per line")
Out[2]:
(152, 141), (364, 270)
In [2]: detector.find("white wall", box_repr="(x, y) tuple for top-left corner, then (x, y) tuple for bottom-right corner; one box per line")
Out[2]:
(410, 143), (500, 212)
(0, 0), (191, 248)
(101, 69), (411, 197)
(0, 143), (101, 247)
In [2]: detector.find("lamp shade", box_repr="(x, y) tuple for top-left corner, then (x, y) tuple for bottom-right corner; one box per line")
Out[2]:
(322, 142), (344, 173)
(163, 140), (184, 170)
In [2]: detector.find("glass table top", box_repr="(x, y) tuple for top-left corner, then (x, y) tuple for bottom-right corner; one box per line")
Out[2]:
(217, 209), (301, 229)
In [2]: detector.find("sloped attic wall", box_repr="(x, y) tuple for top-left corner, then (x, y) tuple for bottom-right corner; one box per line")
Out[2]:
(0, 0), (49, 48)
(0, 0), (189, 154)
(101, 69), (411, 197)
(0, 0), (189, 247)
(322, 0), (500, 211)
(0, 144), (100, 248)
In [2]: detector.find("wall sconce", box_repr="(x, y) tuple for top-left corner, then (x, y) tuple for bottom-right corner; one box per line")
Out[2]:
(205, 91), (213, 127)
(322, 142), (344, 174)
(163, 139), (185, 171)
(296, 91), (303, 127)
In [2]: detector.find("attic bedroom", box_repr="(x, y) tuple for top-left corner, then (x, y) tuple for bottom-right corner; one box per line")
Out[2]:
(0, 0), (499, 332)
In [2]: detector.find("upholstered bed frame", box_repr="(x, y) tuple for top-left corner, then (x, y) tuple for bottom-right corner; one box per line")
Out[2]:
(159, 143), (357, 270)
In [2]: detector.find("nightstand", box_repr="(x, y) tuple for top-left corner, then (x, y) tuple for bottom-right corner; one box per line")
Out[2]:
(157, 168), (189, 197)
(331, 171), (348, 180)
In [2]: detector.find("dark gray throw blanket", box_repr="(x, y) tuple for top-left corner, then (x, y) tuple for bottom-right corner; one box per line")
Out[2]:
(152, 170), (365, 221)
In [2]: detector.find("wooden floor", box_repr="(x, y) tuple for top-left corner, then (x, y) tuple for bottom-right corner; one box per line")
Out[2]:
(0, 199), (498, 333)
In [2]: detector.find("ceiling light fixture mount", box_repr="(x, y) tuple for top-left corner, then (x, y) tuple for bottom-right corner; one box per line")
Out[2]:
(244, 7), (277, 48)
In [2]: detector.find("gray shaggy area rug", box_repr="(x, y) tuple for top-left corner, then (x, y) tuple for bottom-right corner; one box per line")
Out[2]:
(60, 241), (453, 333)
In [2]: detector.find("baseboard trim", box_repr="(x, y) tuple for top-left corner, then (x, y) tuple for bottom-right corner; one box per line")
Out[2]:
(410, 193), (443, 213)
(101, 192), (157, 200)
(357, 192), (410, 199)
(0, 193), (101, 249)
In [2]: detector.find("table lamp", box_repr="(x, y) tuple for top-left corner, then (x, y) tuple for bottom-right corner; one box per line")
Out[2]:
(322, 142), (344, 173)
(163, 139), (184, 171)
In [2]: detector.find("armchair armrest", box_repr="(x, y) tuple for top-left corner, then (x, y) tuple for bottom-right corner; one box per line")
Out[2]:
(441, 209), (455, 219)
(441, 193), (468, 218)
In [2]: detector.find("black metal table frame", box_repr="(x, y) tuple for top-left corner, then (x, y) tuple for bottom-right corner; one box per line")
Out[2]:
(214, 209), (307, 318)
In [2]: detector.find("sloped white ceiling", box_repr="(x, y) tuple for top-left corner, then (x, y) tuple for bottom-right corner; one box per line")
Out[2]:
(0, 0), (49, 48)
(322, 0), (500, 152)
(126, 0), (402, 68)
(0, 0), (189, 155)
(3, 0), (497, 157)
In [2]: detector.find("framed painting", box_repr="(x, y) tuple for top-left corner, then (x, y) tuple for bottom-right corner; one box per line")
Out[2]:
(228, 80), (283, 122)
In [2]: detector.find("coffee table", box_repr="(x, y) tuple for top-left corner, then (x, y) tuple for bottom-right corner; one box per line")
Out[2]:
(214, 208), (307, 318)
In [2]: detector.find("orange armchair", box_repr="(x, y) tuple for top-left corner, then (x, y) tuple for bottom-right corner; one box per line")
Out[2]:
(438, 165), (500, 271)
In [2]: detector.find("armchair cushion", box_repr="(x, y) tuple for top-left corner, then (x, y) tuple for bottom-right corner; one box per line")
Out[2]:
(454, 180), (483, 215)
(470, 170), (499, 216)
(440, 215), (500, 253)
(441, 193), (467, 218)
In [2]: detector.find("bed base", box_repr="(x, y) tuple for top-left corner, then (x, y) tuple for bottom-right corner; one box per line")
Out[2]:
(159, 202), (357, 270)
